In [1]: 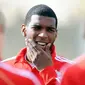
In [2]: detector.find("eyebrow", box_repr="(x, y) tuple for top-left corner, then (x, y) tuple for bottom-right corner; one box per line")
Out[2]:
(46, 26), (57, 31)
(31, 24), (57, 30)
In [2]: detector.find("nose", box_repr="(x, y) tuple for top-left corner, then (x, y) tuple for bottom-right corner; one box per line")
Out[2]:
(38, 30), (48, 38)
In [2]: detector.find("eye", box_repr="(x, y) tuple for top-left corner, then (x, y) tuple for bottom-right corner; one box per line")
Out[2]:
(32, 25), (42, 31)
(47, 27), (56, 33)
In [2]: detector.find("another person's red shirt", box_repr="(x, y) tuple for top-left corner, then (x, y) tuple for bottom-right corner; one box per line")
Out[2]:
(61, 55), (85, 85)
(0, 62), (41, 85)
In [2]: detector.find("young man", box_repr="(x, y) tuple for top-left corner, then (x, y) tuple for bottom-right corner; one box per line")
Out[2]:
(3, 4), (71, 85)
(0, 11), (41, 85)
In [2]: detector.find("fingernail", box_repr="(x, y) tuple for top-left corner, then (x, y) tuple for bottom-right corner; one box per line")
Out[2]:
(47, 43), (51, 47)
(32, 42), (36, 47)
(28, 39), (32, 42)
(28, 39), (36, 47)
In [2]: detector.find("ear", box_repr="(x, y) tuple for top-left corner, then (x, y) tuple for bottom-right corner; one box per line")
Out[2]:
(21, 24), (27, 37)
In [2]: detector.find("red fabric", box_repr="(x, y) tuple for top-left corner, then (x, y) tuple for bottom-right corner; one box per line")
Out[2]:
(4, 45), (70, 85)
(0, 62), (41, 85)
(51, 45), (71, 71)
(40, 66), (59, 85)
(61, 64), (85, 85)
(61, 55), (85, 85)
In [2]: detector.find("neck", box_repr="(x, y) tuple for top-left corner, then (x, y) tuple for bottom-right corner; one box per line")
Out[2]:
(26, 55), (32, 63)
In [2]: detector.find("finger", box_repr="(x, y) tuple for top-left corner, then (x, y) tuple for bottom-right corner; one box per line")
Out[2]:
(27, 44), (38, 63)
(28, 39), (39, 53)
(28, 39), (36, 47)
(46, 43), (51, 51)
(28, 42), (39, 59)
(27, 39), (40, 61)
(45, 43), (52, 59)
(26, 39), (35, 52)
(28, 39), (47, 53)
(27, 47), (33, 61)
(26, 39), (35, 59)
(36, 43), (51, 54)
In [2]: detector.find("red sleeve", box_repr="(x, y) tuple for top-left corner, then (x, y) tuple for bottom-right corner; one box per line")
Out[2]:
(40, 66), (59, 85)
(0, 68), (35, 85)
(61, 65), (81, 85)
(0, 62), (41, 85)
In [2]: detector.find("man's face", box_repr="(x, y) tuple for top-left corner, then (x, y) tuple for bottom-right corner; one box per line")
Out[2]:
(23, 15), (57, 50)
(0, 25), (4, 57)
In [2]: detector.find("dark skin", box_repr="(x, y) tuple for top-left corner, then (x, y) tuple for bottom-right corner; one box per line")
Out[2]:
(26, 39), (52, 70)
(21, 15), (57, 70)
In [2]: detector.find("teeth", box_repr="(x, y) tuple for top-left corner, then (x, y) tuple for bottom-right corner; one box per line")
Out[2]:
(37, 42), (46, 45)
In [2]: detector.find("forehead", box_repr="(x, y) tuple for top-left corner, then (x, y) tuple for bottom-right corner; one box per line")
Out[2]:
(29, 15), (56, 27)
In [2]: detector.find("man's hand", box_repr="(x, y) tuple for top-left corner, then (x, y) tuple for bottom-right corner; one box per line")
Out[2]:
(26, 39), (53, 71)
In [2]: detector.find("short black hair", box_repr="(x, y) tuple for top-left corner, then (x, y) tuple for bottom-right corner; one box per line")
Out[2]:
(0, 11), (5, 32)
(24, 4), (58, 28)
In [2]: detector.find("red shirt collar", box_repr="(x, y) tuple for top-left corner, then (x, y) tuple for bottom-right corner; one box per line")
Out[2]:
(15, 47), (27, 63)
(15, 45), (56, 63)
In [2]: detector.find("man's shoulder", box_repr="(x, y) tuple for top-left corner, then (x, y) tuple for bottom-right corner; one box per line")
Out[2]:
(53, 55), (73, 71)
(54, 55), (73, 64)
(2, 56), (16, 65)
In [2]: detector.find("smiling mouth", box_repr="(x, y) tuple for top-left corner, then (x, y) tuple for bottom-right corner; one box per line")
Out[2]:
(36, 41), (47, 46)
(35, 41), (51, 50)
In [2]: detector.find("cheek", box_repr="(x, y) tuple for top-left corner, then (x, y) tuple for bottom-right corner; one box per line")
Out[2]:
(49, 34), (56, 43)
(26, 30), (35, 39)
